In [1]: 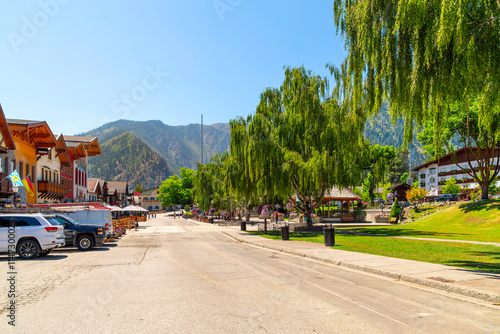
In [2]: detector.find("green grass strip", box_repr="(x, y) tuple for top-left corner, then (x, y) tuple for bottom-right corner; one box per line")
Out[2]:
(249, 231), (500, 274)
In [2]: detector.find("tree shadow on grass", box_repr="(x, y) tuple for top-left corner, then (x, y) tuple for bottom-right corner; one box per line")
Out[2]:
(458, 199), (500, 213)
(445, 261), (500, 275)
(338, 228), (470, 239)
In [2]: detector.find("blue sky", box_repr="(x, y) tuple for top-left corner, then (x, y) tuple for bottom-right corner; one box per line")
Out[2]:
(0, 1), (347, 135)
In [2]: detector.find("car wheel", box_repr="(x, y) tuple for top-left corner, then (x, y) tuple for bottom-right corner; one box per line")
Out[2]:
(17, 239), (40, 259)
(39, 249), (52, 256)
(77, 235), (94, 251)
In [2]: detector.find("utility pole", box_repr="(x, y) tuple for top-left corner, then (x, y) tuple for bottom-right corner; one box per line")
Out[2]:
(201, 114), (204, 164)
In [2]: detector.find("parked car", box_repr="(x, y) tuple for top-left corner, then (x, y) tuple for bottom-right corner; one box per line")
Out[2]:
(64, 209), (115, 240)
(44, 214), (106, 251)
(0, 213), (65, 259)
(434, 194), (458, 202)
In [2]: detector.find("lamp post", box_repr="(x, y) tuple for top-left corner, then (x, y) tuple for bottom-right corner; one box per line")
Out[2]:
(12, 186), (19, 206)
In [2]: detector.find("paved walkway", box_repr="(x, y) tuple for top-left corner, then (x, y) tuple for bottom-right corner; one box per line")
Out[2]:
(218, 226), (500, 305)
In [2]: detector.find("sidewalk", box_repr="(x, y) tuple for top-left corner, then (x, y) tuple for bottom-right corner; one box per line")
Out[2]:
(220, 228), (500, 305)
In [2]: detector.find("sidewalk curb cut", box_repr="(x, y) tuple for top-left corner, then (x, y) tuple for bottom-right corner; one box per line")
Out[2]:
(221, 231), (500, 304)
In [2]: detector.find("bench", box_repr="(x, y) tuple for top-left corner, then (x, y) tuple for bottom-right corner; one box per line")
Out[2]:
(389, 217), (398, 224)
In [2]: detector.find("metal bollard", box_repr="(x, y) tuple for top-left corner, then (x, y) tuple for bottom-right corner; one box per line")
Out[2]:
(241, 221), (246, 231)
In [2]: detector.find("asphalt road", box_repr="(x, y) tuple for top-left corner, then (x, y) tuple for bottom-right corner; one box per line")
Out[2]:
(1, 214), (499, 333)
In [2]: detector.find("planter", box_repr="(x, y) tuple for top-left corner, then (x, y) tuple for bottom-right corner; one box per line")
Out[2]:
(375, 217), (389, 224)
(341, 216), (355, 222)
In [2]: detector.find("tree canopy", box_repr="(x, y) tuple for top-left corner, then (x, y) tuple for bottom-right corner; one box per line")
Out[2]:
(243, 66), (369, 226)
(333, 0), (500, 147)
(158, 167), (196, 207)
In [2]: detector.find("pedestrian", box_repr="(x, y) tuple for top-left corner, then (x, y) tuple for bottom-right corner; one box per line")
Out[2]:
(174, 212), (176, 219)
(275, 211), (279, 224)
(134, 219), (138, 231)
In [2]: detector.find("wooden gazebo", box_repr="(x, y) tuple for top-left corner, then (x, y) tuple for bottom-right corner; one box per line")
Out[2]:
(322, 187), (362, 221)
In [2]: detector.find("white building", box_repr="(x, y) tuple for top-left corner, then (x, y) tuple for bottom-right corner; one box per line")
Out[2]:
(412, 147), (500, 195)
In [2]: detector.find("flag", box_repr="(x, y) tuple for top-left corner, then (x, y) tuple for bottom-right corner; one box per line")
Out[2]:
(22, 176), (35, 197)
(7, 171), (23, 187)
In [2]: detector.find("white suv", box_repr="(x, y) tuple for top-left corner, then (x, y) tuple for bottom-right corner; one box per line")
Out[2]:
(0, 214), (65, 259)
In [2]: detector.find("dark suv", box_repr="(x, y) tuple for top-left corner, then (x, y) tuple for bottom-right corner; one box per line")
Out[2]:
(434, 194), (458, 202)
(45, 214), (106, 251)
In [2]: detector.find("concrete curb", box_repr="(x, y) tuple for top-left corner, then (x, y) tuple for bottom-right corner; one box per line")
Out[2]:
(221, 231), (500, 304)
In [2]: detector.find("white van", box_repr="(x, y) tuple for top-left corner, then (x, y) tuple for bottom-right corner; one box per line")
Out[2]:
(63, 209), (115, 239)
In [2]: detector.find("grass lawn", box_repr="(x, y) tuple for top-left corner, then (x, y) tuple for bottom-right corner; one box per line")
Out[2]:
(250, 231), (500, 273)
(345, 200), (500, 242)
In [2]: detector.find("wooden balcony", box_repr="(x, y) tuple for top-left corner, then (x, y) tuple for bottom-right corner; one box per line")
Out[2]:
(38, 181), (68, 200)
(0, 172), (13, 198)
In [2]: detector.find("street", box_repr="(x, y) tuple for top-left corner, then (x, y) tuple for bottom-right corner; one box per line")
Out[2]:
(1, 214), (499, 333)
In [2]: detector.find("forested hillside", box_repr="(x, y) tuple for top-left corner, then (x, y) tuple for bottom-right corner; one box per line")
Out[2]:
(88, 132), (172, 189)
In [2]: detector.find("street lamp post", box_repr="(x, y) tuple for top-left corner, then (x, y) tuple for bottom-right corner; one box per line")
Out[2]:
(12, 186), (19, 207)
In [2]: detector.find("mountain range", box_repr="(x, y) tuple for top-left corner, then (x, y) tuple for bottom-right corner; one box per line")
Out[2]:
(81, 120), (230, 189)
(81, 111), (426, 189)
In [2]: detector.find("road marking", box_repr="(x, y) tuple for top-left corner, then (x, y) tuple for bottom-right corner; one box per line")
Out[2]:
(136, 226), (185, 234)
(287, 272), (410, 328)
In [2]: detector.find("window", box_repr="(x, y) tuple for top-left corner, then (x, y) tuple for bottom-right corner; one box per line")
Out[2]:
(19, 161), (24, 179)
(451, 166), (457, 171)
(11, 159), (16, 173)
(440, 167), (446, 173)
(430, 178), (436, 183)
(429, 169), (436, 175)
(440, 177), (446, 182)
(32, 166), (35, 181)
(13, 217), (41, 226)
(0, 156), (6, 173)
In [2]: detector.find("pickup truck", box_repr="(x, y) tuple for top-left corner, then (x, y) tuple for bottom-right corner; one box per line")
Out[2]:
(45, 214), (106, 251)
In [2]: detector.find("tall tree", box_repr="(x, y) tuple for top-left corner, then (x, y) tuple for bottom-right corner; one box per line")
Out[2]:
(247, 67), (367, 227)
(193, 154), (228, 212)
(227, 117), (259, 222)
(158, 167), (196, 206)
(333, 0), (500, 149)
(385, 147), (410, 185)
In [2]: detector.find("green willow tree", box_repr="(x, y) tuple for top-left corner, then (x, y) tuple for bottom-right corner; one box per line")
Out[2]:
(193, 154), (229, 212)
(227, 117), (259, 222)
(247, 67), (367, 227)
(333, 0), (500, 150)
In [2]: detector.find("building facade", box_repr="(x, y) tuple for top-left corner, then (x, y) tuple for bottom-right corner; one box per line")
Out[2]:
(412, 147), (500, 196)
(139, 187), (164, 211)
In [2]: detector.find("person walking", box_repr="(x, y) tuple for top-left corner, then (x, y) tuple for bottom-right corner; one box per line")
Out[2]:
(134, 219), (138, 231)
(275, 211), (279, 224)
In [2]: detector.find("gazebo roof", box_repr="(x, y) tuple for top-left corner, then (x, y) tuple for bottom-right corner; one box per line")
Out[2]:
(323, 187), (362, 201)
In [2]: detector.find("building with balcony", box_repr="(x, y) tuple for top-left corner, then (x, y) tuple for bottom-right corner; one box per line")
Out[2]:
(106, 181), (129, 207)
(64, 136), (101, 202)
(139, 187), (164, 211)
(7, 119), (59, 205)
(0, 105), (16, 202)
(412, 147), (500, 196)
(36, 134), (72, 204)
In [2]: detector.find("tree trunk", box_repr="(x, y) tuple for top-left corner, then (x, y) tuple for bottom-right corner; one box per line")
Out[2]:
(305, 211), (313, 227)
(481, 183), (489, 200)
(245, 207), (250, 223)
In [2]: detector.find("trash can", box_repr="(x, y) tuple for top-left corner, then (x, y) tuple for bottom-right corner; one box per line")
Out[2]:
(281, 225), (289, 240)
(324, 227), (335, 246)
(240, 221), (246, 231)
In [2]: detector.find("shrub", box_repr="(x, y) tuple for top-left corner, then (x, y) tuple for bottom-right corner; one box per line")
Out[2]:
(390, 198), (401, 221)
(184, 205), (190, 212)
